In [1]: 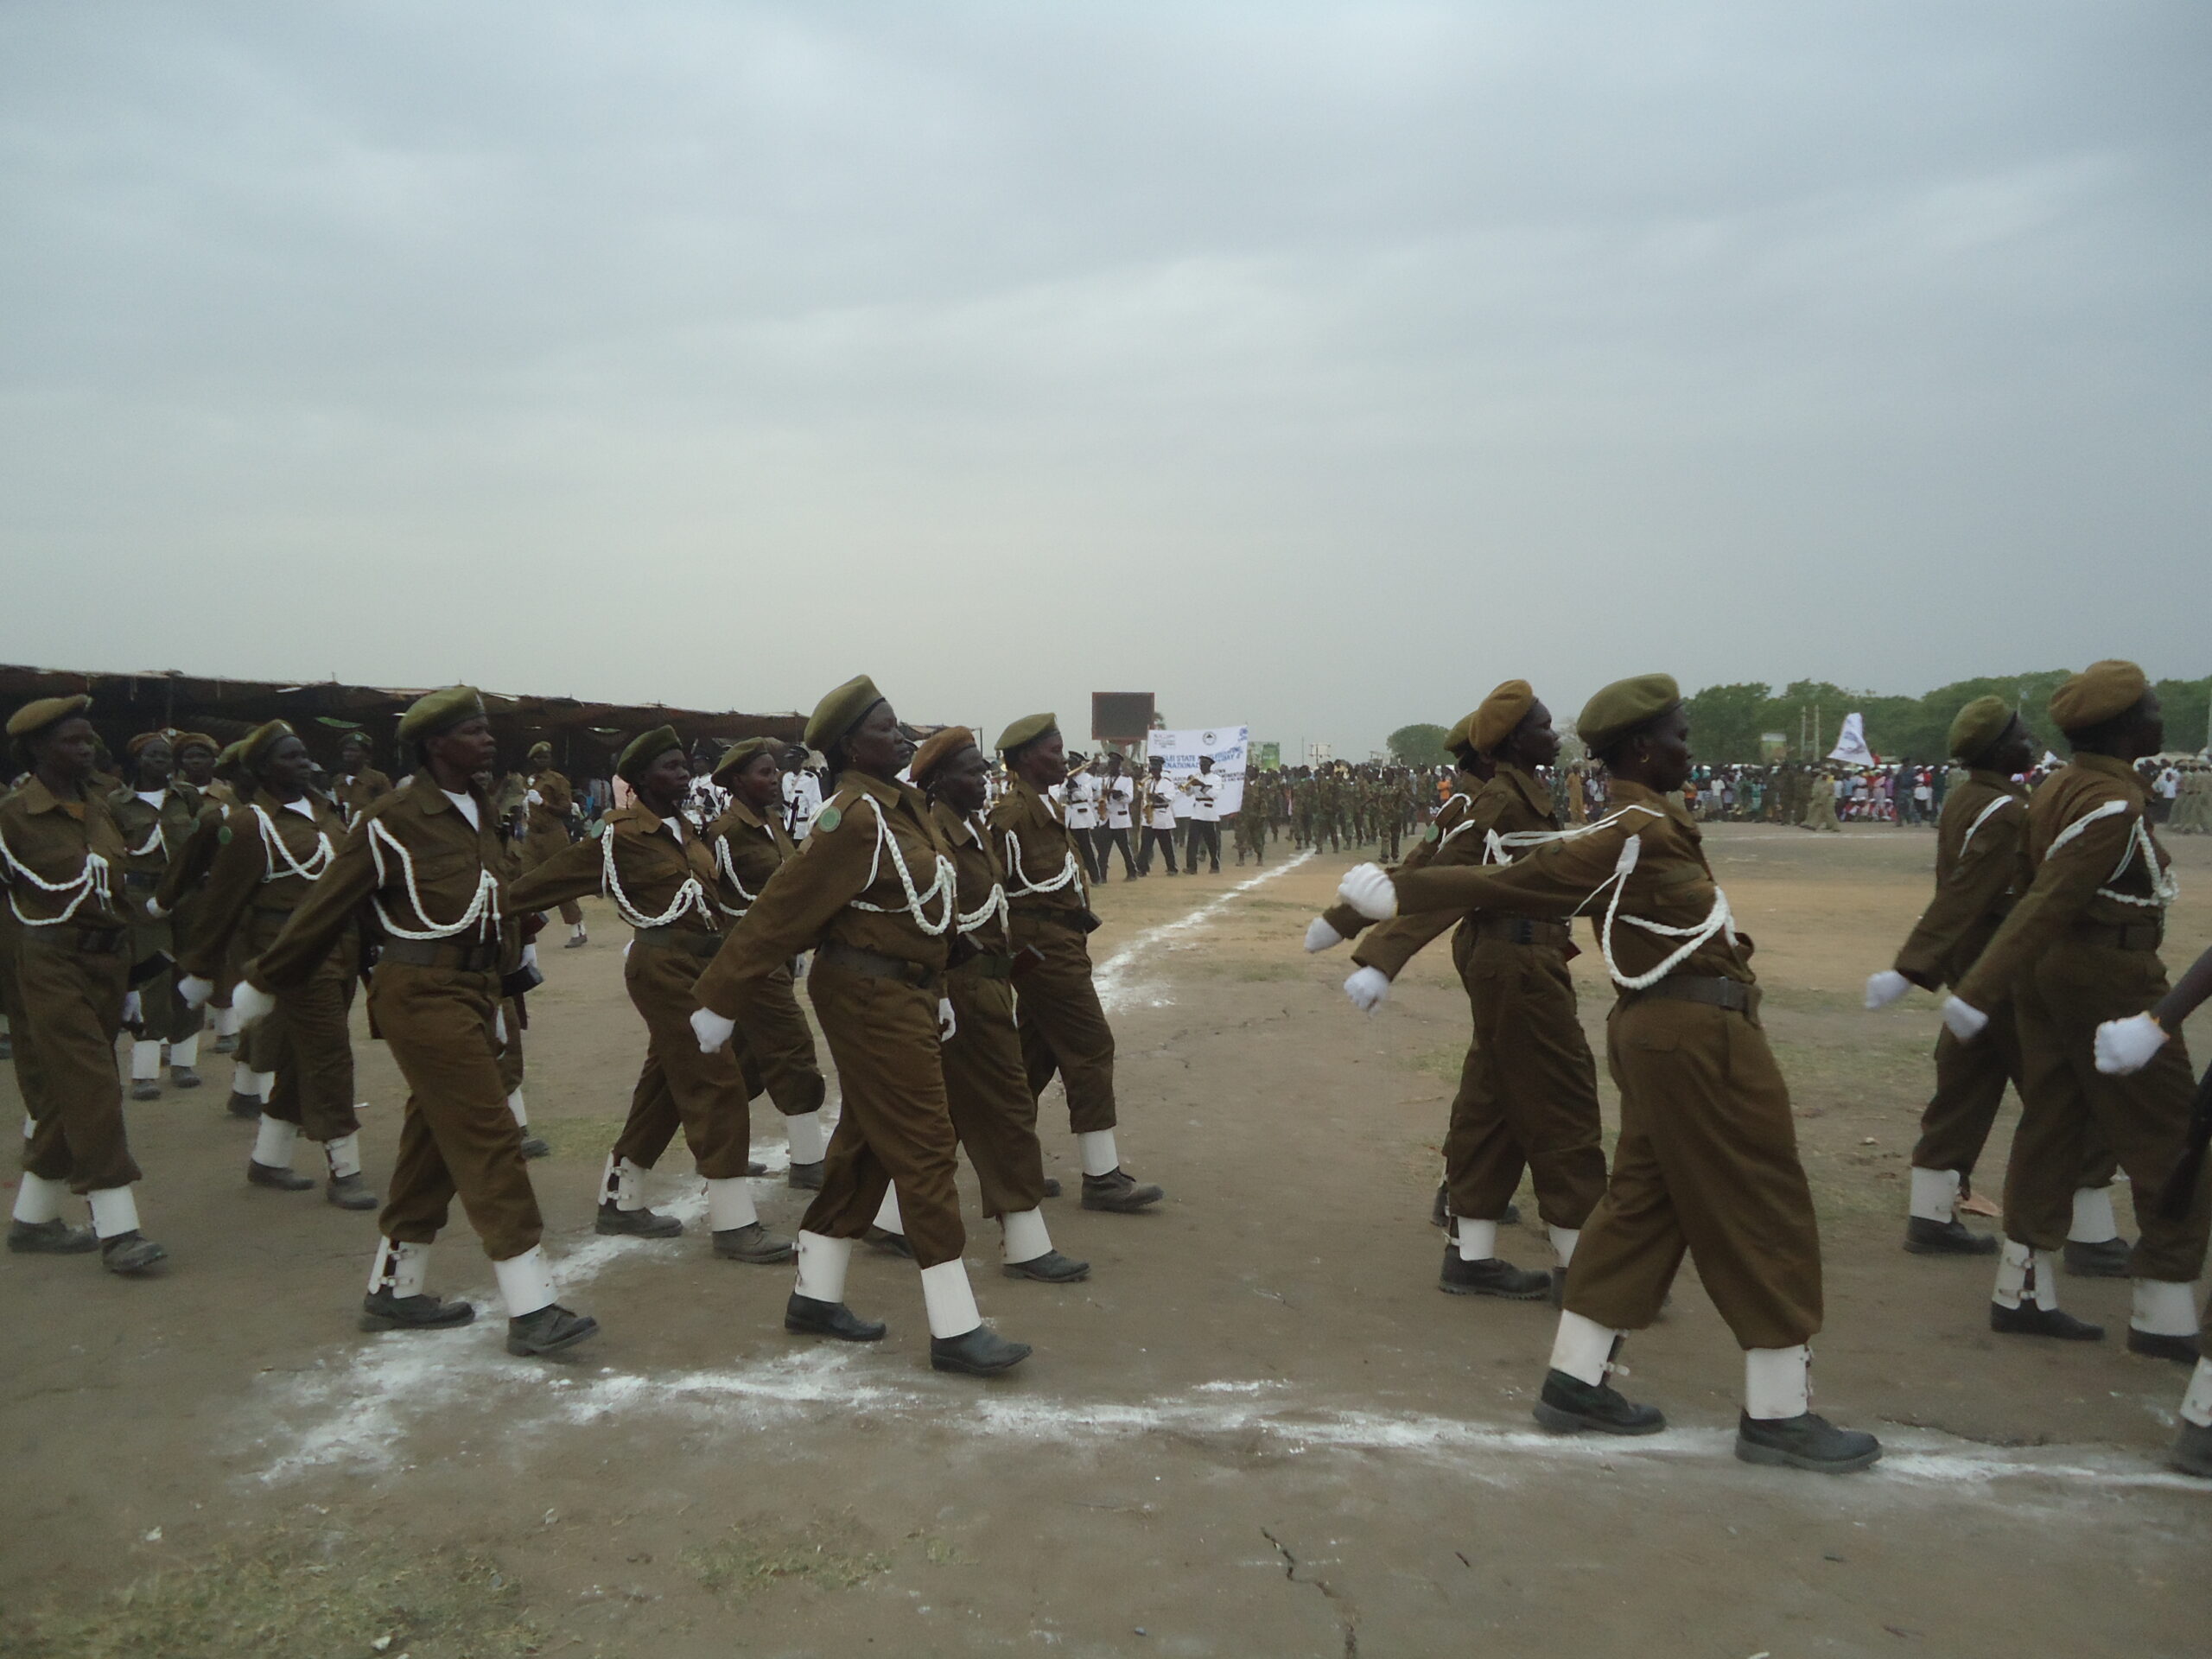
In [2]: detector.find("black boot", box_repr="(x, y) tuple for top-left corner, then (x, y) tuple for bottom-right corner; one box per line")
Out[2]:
(713, 1222), (797, 1263)
(1904, 1216), (1999, 1255)
(226, 1089), (262, 1121)
(325, 1173), (379, 1211)
(1439, 1246), (1552, 1300)
(2169, 1420), (2212, 1478)
(2126, 1328), (2202, 1364)
(1532, 1369), (1665, 1435)
(1004, 1249), (1090, 1283)
(6, 1217), (98, 1255)
(247, 1160), (315, 1192)
(100, 1232), (167, 1275)
(595, 1199), (683, 1238)
(2063, 1236), (2132, 1277)
(930, 1326), (1033, 1376)
(863, 1225), (914, 1258)
(1081, 1168), (1164, 1213)
(1735, 1412), (1882, 1473)
(359, 1287), (476, 1332)
(1989, 1300), (2104, 1341)
(784, 1293), (886, 1342)
(170, 1066), (201, 1090)
(1040, 1177), (1062, 1198)
(786, 1160), (825, 1191)
(505, 1303), (599, 1357)
(518, 1134), (551, 1160)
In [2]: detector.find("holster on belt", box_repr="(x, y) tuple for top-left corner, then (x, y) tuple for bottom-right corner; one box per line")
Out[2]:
(128, 950), (175, 989)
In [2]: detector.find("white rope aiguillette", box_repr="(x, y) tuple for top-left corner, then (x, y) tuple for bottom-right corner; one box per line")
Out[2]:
(366, 818), (500, 942)
(848, 798), (957, 936)
(0, 833), (111, 927)
(251, 804), (335, 885)
(601, 823), (712, 930)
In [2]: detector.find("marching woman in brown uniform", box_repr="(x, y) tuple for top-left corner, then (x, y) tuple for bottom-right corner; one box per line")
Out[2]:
(3, 696), (167, 1274)
(111, 731), (207, 1097)
(1943, 662), (2207, 1361)
(175, 721), (374, 1210)
(520, 742), (588, 949)
(1337, 683), (1606, 1300)
(505, 726), (794, 1265)
(170, 732), (245, 1054)
(906, 728), (1088, 1282)
(244, 688), (597, 1356)
(1337, 675), (1881, 1473)
(331, 731), (394, 828)
(690, 677), (1032, 1375)
(1866, 696), (2120, 1258)
(989, 715), (1162, 1211)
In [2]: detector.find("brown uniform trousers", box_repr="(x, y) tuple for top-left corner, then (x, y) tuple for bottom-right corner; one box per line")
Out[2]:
(695, 772), (963, 1268)
(702, 798), (826, 1119)
(1007, 913), (1117, 1135)
(607, 937), (752, 1179)
(1955, 757), (2211, 1278)
(1395, 780), (1824, 1350)
(520, 771), (582, 925)
(619, 960), (821, 1168)
(109, 785), (205, 1046)
(17, 931), (137, 1192)
(256, 919), (359, 1142)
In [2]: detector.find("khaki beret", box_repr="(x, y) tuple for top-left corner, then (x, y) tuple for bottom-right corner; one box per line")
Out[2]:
(1578, 673), (1681, 757)
(616, 724), (683, 785)
(1471, 679), (1536, 755)
(910, 726), (978, 788)
(1444, 710), (1480, 754)
(7, 694), (92, 741)
(238, 720), (298, 772)
(213, 740), (249, 781)
(804, 675), (884, 754)
(526, 741), (552, 764)
(396, 685), (487, 743)
(125, 729), (175, 758)
(173, 731), (219, 757)
(1946, 696), (2014, 764)
(2049, 659), (2149, 734)
(710, 734), (782, 785)
(995, 712), (1058, 754)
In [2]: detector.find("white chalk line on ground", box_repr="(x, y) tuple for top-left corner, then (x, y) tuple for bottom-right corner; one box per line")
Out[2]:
(242, 849), (2204, 1501)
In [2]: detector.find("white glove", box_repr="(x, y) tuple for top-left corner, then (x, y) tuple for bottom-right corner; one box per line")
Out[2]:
(938, 996), (957, 1041)
(1941, 996), (1988, 1040)
(1344, 966), (1391, 1014)
(121, 991), (142, 1026)
(1864, 970), (1911, 1011)
(176, 975), (214, 1010)
(232, 981), (276, 1027)
(1338, 863), (1398, 921)
(493, 1006), (508, 1046)
(691, 1007), (736, 1054)
(1304, 918), (1345, 954)
(2094, 1012), (2170, 1076)
(143, 896), (168, 920)
(521, 942), (539, 973)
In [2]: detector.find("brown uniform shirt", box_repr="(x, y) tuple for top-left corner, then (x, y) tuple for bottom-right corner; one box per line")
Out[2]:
(1955, 753), (2175, 1010)
(1393, 779), (1754, 988)
(1344, 773), (1503, 977)
(251, 777), (508, 992)
(933, 800), (1012, 957)
(180, 794), (352, 980)
(989, 778), (1088, 916)
(507, 804), (721, 938)
(695, 770), (953, 1016)
(525, 770), (574, 838)
(333, 767), (395, 826)
(704, 795), (798, 920)
(0, 778), (128, 934)
(108, 784), (202, 888)
(1892, 769), (2030, 991)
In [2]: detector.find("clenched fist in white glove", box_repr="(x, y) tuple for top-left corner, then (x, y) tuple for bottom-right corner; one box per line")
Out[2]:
(521, 942), (539, 974)
(493, 1006), (508, 1046)
(121, 991), (143, 1027)
(1344, 966), (1391, 1014)
(1304, 918), (1345, 954)
(2094, 1012), (2170, 1076)
(938, 997), (957, 1041)
(231, 981), (276, 1027)
(176, 975), (214, 1010)
(1864, 970), (1911, 1010)
(1941, 996), (1988, 1040)
(691, 1007), (736, 1054)
(1338, 863), (1398, 922)
(143, 896), (168, 921)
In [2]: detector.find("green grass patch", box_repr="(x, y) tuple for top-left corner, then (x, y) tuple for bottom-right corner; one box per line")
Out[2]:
(682, 1515), (889, 1604)
(524, 1112), (629, 1162)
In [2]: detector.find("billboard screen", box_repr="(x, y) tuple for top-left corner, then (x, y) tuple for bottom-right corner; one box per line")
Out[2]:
(1091, 691), (1155, 741)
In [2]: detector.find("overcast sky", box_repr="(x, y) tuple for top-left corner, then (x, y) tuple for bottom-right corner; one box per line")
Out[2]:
(3, 3), (2205, 758)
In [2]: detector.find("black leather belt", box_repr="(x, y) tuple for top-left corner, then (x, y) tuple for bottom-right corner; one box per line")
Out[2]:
(1629, 975), (1756, 1014)
(950, 950), (1014, 981)
(816, 938), (942, 989)
(1473, 916), (1574, 950)
(632, 925), (721, 957)
(377, 938), (503, 972)
(2073, 920), (2162, 951)
(123, 871), (161, 891)
(25, 922), (129, 957)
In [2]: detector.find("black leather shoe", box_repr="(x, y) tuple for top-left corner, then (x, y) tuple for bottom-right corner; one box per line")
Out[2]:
(1904, 1216), (1999, 1255)
(746, 1160), (768, 1176)
(1004, 1249), (1090, 1283)
(226, 1090), (262, 1121)
(326, 1173), (379, 1211)
(2126, 1328), (2202, 1364)
(359, 1287), (475, 1332)
(784, 1293), (887, 1342)
(170, 1066), (201, 1090)
(2169, 1420), (2212, 1478)
(518, 1135), (551, 1160)
(1989, 1300), (2104, 1341)
(1735, 1412), (1882, 1473)
(929, 1326), (1033, 1376)
(130, 1080), (160, 1102)
(863, 1225), (914, 1258)
(787, 1160), (825, 1191)
(1501, 1200), (1521, 1226)
(211, 1033), (238, 1055)
(7, 1217), (98, 1255)
(100, 1231), (167, 1275)
(247, 1160), (315, 1192)
(1040, 1177), (1062, 1199)
(2064, 1237), (2132, 1277)
(1439, 1247), (1552, 1300)
(1430, 1182), (1449, 1230)
(1081, 1168), (1164, 1213)
(505, 1303), (599, 1357)
(1532, 1369), (1665, 1435)
(712, 1222), (797, 1263)
(595, 1200), (682, 1238)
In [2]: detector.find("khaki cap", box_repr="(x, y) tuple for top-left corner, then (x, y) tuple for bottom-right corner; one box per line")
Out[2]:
(174, 731), (219, 757)
(710, 735), (782, 786)
(1578, 673), (1681, 757)
(526, 741), (553, 764)
(1947, 696), (2014, 764)
(911, 727), (978, 787)
(2049, 660), (2149, 734)
(804, 675), (884, 754)
(238, 720), (298, 772)
(396, 685), (487, 743)
(995, 713), (1058, 753)
(617, 724), (683, 785)
(6, 694), (91, 741)
(1471, 680), (1535, 755)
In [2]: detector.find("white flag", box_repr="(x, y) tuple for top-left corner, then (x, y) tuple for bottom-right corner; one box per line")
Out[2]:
(1827, 713), (1878, 766)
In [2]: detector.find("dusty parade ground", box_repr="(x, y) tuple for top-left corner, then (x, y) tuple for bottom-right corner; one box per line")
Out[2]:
(3, 823), (2210, 1658)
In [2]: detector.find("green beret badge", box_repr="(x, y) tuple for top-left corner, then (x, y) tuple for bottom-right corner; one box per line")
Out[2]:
(813, 805), (842, 835)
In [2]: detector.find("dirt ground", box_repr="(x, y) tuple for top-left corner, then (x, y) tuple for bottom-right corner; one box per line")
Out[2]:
(3, 822), (2209, 1657)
